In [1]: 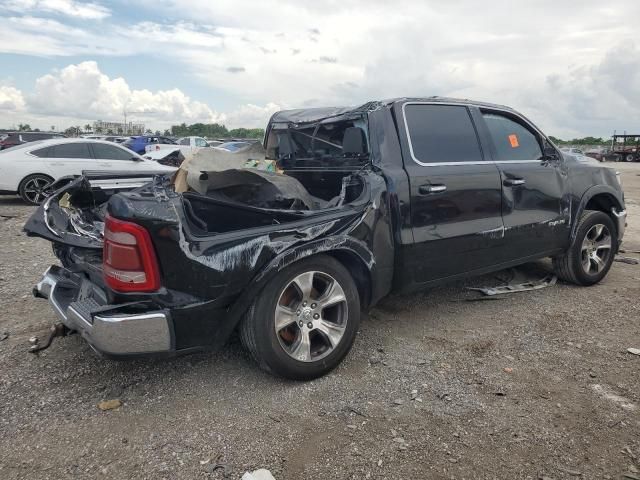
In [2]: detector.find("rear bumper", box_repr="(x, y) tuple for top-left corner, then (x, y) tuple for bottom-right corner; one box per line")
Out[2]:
(34, 265), (173, 356)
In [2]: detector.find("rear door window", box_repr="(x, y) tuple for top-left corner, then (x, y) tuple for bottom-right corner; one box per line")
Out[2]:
(482, 112), (543, 161)
(48, 143), (92, 158)
(91, 143), (135, 160)
(403, 104), (483, 164)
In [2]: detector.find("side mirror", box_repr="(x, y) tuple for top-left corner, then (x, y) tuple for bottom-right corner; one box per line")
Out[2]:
(543, 146), (560, 161)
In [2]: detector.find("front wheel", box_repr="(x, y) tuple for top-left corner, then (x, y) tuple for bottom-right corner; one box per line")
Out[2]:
(240, 255), (360, 380)
(553, 210), (617, 286)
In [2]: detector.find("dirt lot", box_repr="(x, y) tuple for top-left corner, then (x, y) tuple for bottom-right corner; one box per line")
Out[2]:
(1, 163), (639, 480)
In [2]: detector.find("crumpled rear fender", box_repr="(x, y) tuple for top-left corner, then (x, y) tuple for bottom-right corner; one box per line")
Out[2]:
(220, 234), (376, 334)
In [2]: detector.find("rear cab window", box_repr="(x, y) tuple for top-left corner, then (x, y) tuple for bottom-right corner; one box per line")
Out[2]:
(402, 103), (484, 164)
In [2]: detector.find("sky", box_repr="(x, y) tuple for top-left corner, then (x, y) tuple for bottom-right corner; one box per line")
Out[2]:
(0, 0), (639, 138)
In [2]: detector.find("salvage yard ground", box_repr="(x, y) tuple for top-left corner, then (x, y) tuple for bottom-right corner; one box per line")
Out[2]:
(1, 164), (639, 480)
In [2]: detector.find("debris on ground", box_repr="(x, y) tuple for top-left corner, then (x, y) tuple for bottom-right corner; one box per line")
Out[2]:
(0, 331), (8, 341)
(97, 399), (122, 411)
(627, 348), (640, 356)
(468, 274), (557, 296)
(615, 256), (640, 265)
(242, 469), (276, 480)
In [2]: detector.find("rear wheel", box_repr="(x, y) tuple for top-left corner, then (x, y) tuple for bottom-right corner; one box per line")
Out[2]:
(625, 153), (636, 162)
(553, 210), (616, 286)
(18, 174), (54, 205)
(240, 255), (360, 380)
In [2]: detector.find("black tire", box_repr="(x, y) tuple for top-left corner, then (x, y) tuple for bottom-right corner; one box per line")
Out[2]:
(625, 153), (635, 162)
(553, 210), (617, 286)
(18, 173), (54, 205)
(240, 254), (360, 380)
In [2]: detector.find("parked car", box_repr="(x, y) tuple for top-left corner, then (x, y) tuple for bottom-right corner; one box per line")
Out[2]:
(584, 147), (609, 162)
(0, 138), (176, 204)
(25, 97), (626, 380)
(214, 141), (252, 152)
(144, 136), (210, 155)
(560, 147), (584, 156)
(0, 131), (66, 150)
(123, 136), (176, 155)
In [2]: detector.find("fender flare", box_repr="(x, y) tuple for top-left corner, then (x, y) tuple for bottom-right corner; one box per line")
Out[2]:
(571, 185), (624, 241)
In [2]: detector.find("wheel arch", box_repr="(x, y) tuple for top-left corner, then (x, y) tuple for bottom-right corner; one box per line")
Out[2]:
(573, 186), (624, 241)
(225, 236), (376, 334)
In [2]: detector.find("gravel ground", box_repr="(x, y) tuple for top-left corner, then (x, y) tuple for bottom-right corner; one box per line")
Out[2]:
(1, 163), (639, 480)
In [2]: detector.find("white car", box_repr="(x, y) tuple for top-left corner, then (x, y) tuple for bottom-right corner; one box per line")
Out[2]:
(0, 138), (177, 204)
(144, 136), (209, 155)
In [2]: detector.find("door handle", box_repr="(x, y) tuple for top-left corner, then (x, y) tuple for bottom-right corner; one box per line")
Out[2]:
(504, 178), (526, 187)
(419, 184), (447, 194)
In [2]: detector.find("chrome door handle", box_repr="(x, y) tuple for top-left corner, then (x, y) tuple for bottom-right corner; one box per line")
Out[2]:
(504, 178), (526, 186)
(419, 184), (447, 194)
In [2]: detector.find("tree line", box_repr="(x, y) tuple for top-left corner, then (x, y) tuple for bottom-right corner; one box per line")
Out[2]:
(6, 122), (265, 139)
(169, 123), (264, 139)
(4, 124), (614, 144)
(548, 136), (609, 146)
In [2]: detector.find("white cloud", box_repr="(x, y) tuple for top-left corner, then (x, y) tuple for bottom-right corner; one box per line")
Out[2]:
(0, 61), (281, 130)
(1, 1), (640, 136)
(0, 0), (110, 19)
(0, 86), (25, 111)
(27, 61), (224, 125)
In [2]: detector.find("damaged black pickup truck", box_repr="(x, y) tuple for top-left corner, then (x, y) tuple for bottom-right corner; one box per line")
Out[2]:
(25, 98), (626, 380)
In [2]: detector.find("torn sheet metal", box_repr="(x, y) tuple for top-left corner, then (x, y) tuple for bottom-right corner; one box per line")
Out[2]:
(467, 274), (557, 296)
(268, 103), (383, 126)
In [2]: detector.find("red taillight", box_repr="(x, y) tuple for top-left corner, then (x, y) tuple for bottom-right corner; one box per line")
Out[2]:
(103, 215), (160, 292)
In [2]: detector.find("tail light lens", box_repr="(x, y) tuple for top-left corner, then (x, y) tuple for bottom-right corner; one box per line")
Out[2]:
(103, 215), (160, 292)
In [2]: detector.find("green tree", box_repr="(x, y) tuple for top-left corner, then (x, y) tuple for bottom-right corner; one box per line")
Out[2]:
(84, 124), (92, 133)
(228, 128), (264, 139)
(17, 123), (32, 131)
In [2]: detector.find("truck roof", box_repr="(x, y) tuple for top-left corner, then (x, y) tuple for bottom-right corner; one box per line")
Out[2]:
(270, 97), (516, 125)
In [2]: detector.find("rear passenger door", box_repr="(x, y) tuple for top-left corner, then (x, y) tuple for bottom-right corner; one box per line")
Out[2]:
(397, 102), (505, 284)
(30, 142), (97, 179)
(477, 109), (570, 259)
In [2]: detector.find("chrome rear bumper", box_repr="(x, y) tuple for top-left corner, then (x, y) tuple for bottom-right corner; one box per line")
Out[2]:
(34, 265), (172, 356)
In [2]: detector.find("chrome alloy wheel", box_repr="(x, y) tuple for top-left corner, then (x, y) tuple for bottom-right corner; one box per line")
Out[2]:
(274, 271), (348, 363)
(23, 176), (53, 204)
(580, 223), (612, 275)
